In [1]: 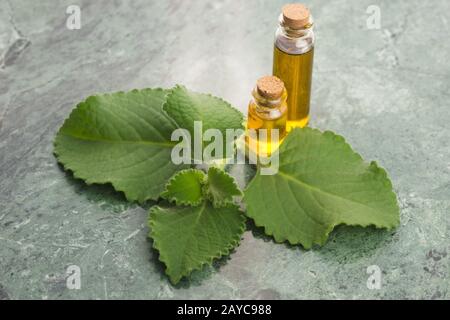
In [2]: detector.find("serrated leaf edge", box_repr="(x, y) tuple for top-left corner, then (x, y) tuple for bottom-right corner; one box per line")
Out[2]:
(205, 167), (243, 208)
(148, 203), (247, 284)
(160, 168), (206, 206)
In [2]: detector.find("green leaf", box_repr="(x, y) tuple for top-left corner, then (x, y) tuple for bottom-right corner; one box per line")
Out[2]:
(163, 85), (244, 158)
(161, 169), (206, 206)
(244, 128), (400, 249)
(205, 167), (242, 208)
(54, 88), (188, 203)
(149, 202), (246, 284)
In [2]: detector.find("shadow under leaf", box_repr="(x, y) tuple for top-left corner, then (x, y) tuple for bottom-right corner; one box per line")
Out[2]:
(247, 216), (395, 258)
(57, 162), (142, 212)
(315, 225), (396, 263)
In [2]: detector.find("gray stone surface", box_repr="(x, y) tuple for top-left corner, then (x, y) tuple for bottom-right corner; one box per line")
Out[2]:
(0, 0), (449, 299)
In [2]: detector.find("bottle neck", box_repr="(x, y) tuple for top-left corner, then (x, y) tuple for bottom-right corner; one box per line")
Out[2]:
(275, 14), (315, 55)
(279, 13), (314, 37)
(252, 87), (287, 110)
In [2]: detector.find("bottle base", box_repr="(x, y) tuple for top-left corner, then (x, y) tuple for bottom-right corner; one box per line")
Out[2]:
(287, 116), (309, 132)
(245, 136), (283, 157)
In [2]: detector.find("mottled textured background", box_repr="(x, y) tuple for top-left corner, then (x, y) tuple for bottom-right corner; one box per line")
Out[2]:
(0, 0), (449, 299)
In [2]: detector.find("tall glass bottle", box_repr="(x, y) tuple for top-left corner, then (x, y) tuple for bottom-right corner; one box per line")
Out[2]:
(273, 3), (315, 131)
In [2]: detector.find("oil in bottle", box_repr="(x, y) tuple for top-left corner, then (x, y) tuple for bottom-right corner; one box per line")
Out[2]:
(273, 3), (315, 131)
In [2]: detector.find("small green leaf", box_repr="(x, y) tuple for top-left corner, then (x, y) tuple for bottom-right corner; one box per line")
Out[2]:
(149, 202), (246, 284)
(244, 128), (400, 249)
(54, 89), (189, 203)
(205, 167), (242, 208)
(161, 169), (206, 206)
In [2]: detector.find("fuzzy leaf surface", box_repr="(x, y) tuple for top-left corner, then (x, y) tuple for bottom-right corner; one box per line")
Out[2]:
(161, 169), (206, 206)
(205, 167), (242, 207)
(163, 85), (244, 158)
(149, 202), (246, 284)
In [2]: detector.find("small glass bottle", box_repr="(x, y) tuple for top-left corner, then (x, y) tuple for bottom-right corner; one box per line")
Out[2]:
(246, 76), (287, 156)
(273, 3), (315, 131)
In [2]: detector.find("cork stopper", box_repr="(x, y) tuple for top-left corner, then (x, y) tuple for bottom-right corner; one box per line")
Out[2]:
(256, 76), (285, 100)
(282, 3), (310, 29)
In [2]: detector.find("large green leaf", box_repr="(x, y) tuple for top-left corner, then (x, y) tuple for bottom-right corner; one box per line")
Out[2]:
(54, 89), (188, 203)
(163, 85), (244, 159)
(244, 128), (400, 249)
(149, 202), (246, 284)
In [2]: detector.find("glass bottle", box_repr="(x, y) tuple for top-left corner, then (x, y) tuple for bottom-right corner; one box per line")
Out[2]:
(273, 3), (315, 131)
(246, 76), (287, 156)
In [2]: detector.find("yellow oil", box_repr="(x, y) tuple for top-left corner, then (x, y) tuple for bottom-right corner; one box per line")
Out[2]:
(273, 46), (314, 131)
(246, 99), (287, 156)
